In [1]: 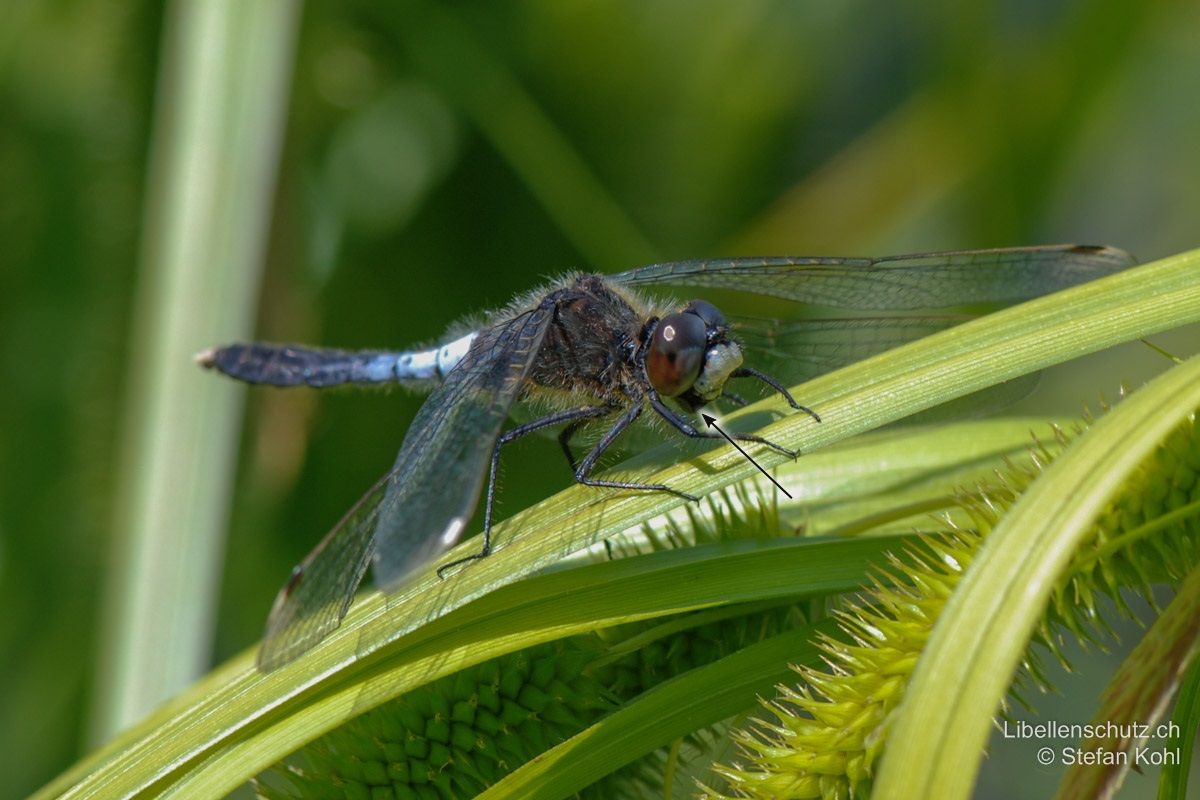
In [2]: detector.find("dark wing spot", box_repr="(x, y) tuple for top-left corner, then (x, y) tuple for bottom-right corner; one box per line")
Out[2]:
(284, 565), (304, 597)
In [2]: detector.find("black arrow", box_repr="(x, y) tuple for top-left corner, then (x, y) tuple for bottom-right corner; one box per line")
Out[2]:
(701, 414), (792, 499)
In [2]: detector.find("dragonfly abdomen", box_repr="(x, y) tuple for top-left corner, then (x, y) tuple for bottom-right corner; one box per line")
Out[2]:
(197, 331), (479, 388)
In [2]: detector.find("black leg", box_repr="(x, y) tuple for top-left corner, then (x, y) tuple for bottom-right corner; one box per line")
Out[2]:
(436, 404), (612, 578)
(730, 367), (821, 422)
(648, 393), (798, 459)
(574, 403), (699, 501)
(557, 419), (591, 473)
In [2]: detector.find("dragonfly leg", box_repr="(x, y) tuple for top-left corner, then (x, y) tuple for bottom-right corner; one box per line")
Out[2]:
(649, 393), (798, 459)
(436, 404), (613, 578)
(730, 367), (821, 422)
(573, 403), (699, 501)
(557, 419), (591, 473)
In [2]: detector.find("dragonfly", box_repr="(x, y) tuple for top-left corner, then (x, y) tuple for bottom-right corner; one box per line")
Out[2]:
(199, 244), (1135, 669)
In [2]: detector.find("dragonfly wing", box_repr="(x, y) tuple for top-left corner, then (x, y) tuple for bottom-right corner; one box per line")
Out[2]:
(508, 315), (975, 454)
(370, 303), (554, 591)
(730, 314), (1041, 418)
(257, 304), (552, 669)
(732, 315), (968, 386)
(611, 245), (1136, 309)
(258, 468), (396, 670)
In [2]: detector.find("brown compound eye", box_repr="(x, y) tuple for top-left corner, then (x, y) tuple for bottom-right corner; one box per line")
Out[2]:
(646, 312), (706, 397)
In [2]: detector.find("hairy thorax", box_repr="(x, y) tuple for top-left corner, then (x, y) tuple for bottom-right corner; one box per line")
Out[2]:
(523, 274), (657, 406)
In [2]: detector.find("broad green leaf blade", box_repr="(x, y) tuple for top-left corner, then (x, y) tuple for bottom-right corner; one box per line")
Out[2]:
(766, 416), (1077, 536)
(478, 621), (842, 800)
(41, 416), (1055, 799)
(1057, 562), (1200, 800)
(876, 354), (1200, 799)
(39, 536), (897, 799)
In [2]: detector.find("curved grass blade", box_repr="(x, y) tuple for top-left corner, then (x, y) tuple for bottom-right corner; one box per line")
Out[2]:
(478, 621), (842, 800)
(38, 536), (897, 799)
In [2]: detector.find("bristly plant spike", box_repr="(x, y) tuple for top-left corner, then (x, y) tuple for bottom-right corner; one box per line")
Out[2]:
(703, 411), (1200, 800)
(254, 640), (614, 800)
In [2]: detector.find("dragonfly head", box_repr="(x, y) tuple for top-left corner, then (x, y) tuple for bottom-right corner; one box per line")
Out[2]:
(646, 299), (743, 409)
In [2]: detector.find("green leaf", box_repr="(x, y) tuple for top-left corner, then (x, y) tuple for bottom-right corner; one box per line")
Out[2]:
(40, 536), (894, 799)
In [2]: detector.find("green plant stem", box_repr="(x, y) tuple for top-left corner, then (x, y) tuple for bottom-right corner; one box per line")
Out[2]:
(1158, 654), (1200, 799)
(91, 0), (299, 740)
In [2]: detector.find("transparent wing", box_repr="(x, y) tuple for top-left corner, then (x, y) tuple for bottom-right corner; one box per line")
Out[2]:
(612, 245), (1134, 426)
(257, 304), (552, 669)
(733, 313), (1040, 420)
(611, 245), (1136, 309)
(258, 468), (394, 670)
(370, 303), (553, 590)
(732, 315), (967, 385)
(506, 315), (1015, 454)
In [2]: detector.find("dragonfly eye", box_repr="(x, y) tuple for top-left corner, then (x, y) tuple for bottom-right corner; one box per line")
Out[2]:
(683, 299), (725, 333)
(647, 313), (706, 397)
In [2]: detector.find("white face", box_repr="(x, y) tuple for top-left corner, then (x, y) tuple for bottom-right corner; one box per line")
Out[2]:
(691, 341), (743, 404)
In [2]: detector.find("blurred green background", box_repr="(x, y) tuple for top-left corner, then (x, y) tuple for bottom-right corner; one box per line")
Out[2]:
(2, 1), (1198, 797)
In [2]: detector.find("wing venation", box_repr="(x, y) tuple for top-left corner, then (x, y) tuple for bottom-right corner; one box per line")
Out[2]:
(612, 245), (1136, 309)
